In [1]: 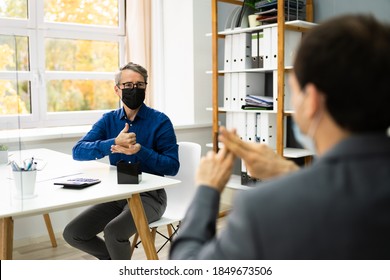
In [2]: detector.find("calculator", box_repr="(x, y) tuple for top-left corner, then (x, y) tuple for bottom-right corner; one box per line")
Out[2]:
(54, 178), (101, 189)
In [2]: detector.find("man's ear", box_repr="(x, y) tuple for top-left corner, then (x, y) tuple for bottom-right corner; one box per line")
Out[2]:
(114, 85), (121, 98)
(304, 83), (324, 119)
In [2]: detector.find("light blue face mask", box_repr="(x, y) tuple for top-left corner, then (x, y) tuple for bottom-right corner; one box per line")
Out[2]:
(292, 121), (317, 155)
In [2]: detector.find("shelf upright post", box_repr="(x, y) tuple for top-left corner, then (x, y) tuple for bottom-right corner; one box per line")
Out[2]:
(306, 0), (314, 22)
(276, 0), (286, 156)
(212, 0), (219, 152)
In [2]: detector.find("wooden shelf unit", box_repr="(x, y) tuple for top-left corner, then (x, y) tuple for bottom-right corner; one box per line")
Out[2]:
(211, 0), (314, 157)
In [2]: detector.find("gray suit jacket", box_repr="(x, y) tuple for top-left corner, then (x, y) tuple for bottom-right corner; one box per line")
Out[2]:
(170, 133), (390, 259)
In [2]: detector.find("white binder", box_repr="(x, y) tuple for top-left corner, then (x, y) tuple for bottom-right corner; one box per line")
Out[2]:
(223, 73), (232, 109)
(258, 31), (265, 69)
(246, 112), (257, 143)
(272, 70), (278, 110)
(238, 32), (252, 69)
(270, 26), (278, 69)
(251, 32), (264, 69)
(251, 32), (259, 68)
(231, 33), (241, 71)
(234, 112), (247, 141)
(243, 112), (258, 184)
(225, 111), (246, 142)
(231, 33), (251, 70)
(224, 34), (233, 71)
(270, 27), (302, 69)
(284, 71), (293, 111)
(272, 70), (293, 111)
(257, 113), (277, 149)
(285, 30), (302, 67)
(226, 111), (234, 132)
(230, 72), (240, 110)
(261, 27), (273, 70)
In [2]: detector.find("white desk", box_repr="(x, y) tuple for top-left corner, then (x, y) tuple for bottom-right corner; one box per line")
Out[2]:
(0, 148), (179, 260)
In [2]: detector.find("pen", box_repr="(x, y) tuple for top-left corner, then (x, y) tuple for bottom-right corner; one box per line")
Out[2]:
(10, 161), (21, 171)
(26, 157), (34, 171)
(30, 161), (38, 171)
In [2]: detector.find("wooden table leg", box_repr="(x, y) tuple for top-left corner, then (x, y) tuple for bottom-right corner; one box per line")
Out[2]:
(0, 217), (14, 260)
(127, 194), (158, 260)
(304, 155), (313, 166)
(43, 213), (57, 248)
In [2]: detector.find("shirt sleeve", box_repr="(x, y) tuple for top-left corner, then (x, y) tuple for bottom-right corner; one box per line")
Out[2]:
(169, 185), (263, 260)
(72, 117), (115, 161)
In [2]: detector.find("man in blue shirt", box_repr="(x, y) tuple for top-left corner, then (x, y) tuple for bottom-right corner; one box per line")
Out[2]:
(63, 62), (179, 260)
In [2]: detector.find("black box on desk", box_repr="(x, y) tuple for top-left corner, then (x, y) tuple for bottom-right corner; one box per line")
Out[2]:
(117, 160), (142, 184)
(241, 171), (261, 187)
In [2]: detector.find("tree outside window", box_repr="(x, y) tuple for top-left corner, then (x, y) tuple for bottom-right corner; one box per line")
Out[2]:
(0, 0), (124, 128)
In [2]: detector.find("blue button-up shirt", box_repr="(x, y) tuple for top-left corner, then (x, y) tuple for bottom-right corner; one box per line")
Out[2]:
(72, 104), (179, 177)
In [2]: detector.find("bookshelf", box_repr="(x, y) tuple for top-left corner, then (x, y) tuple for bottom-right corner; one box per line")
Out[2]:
(210, 0), (315, 184)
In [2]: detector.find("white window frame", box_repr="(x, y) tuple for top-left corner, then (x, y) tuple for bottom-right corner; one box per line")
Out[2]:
(0, 0), (126, 130)
(0, 27), (38, 129)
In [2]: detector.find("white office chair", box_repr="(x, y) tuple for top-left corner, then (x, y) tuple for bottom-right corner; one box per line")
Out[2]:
(130, 141), (201, 256)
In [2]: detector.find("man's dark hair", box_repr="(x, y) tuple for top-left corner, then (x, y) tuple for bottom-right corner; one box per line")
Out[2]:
(294, 14), (390, 133)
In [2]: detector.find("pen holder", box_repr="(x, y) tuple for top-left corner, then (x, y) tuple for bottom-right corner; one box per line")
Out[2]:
(12, 169), (37, 199)
(116, 160), (142, 184)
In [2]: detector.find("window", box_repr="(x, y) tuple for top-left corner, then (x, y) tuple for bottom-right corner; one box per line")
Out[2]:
(0, 0), (125, 129)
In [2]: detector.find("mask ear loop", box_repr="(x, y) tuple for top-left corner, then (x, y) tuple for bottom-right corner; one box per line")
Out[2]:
(305, 88), (324, 149)
(307, 111), (322, 139)
(294, 87), (323, 152)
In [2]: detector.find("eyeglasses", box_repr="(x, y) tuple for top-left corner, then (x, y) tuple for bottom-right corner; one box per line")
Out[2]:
(118, 81), (147, 90)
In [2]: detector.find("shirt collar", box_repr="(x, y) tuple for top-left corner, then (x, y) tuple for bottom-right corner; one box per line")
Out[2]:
(119, 103), (148, 120)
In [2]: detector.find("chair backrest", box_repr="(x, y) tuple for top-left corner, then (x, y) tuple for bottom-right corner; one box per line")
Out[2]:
(164, 141), (201, 218)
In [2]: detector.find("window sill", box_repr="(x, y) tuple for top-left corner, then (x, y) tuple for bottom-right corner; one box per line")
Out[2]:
(0, 125), (93, 143)
(0, 123), (212, 144)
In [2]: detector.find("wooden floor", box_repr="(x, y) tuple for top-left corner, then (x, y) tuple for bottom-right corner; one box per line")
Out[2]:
(13, 217), (227, 260)
(13, 225), (174, 260)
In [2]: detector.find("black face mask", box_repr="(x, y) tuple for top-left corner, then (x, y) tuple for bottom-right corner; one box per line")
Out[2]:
(121, 88), (145, 110)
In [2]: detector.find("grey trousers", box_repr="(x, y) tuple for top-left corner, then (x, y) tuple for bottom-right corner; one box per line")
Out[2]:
(63, 190), (167, 260)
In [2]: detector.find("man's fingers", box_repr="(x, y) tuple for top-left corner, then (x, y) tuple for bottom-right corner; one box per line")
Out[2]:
(216, 146), (227, 160)
(219, 126), (248, 158)
(216, 146), (235, 172)
(111, 144), (139, 155)
(225, 147), (235, 163)
(205, 150), (215, 159)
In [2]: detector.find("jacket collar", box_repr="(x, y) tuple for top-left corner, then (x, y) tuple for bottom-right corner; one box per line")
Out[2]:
(321, 132), (390, 162)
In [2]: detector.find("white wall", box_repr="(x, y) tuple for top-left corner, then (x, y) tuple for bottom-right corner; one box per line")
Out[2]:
(158, 0), (212, 126)
(313, 0), (390, 23)
(193, 0), (213, 124)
